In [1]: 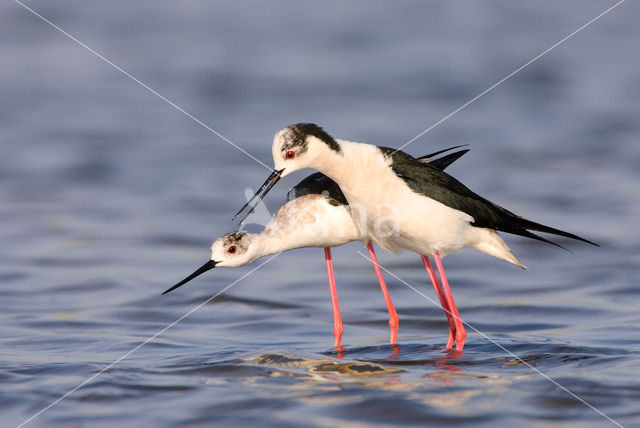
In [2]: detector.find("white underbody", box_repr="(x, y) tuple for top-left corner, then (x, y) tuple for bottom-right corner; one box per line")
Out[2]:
(260, 194), (364, 252)
(315, 140), (524, 268)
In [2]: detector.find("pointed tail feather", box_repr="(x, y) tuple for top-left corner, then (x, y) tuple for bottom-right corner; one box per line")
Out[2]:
(506, 226), (571, 251)
(510, 215), (599, 247)
(474, 191), (599, 248)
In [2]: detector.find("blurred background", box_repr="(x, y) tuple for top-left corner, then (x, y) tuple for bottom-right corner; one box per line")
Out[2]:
(1, 1), (638, 427)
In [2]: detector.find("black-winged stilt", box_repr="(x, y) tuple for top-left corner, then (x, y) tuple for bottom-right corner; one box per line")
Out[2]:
(237, 123), (598, 351)
(164, 147), (468, 347)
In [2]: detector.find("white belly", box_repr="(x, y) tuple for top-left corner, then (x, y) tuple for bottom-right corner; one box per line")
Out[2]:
(347, 179), (473, 255)
(331, 144), (474, 255)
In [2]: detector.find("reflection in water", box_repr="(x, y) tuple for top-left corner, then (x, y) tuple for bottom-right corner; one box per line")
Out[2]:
(425, 350), (466, 386)
(237, 347), (522, 414)
(248, 344), (471, 387)
(249, 352), (404, 379)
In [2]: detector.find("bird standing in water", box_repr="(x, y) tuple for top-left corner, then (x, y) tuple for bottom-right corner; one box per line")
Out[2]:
(165, 147), (468, 347)
(237, 123), (598, 351)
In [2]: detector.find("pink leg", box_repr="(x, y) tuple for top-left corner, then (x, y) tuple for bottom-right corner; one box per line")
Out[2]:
(433, 252), (466, 351)
(324, 247), (343, 347)
(367, 241), (399, 345)
(421, 255), (456, 349)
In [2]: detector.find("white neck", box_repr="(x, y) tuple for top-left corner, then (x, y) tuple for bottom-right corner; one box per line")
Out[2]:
(312, 138), (351, 181)
(313, 140), (388, 198)
(252, 230), (291, 257)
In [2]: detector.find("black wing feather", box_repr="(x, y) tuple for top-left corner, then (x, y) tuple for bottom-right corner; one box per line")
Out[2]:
(380, 147), (598, 248)
(287, 148), (469, 207)
(286, 173), (347, 206)
(421, 149), (469, 171)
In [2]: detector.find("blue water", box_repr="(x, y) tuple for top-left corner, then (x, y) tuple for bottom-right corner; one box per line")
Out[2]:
(2, 1), (639, 427)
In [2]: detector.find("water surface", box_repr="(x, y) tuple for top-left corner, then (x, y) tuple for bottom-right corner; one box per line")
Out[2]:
(1, 1), (639, 427)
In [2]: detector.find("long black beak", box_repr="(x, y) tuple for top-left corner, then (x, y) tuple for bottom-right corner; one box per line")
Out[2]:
(233, 168), (284, 224)
(162, 260), (218, 295)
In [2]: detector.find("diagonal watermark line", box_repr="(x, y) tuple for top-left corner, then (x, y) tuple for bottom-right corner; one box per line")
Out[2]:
(357, 250), (623, 428)
(392, 0), (625, 156)
(17, 252), (282, 428)
(14, 0), (272, 172)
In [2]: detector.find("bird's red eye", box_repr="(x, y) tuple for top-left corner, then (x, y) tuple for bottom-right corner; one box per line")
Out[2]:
(285, 151), (295, 159)
(228, 245), (237, 254)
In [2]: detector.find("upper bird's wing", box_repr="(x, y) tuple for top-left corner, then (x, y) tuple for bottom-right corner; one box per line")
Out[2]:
(419, 149), (469, 171)
(380, 147), (598, 248)
(286, 147), (469, 206)
(415, 144), (468, 164)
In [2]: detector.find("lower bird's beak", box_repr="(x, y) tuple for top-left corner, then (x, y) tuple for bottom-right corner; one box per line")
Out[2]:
(233, 168), (284, 224)
(162, 259), (219, 295)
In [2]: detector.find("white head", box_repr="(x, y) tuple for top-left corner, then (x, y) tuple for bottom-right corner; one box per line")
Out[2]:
(272, 123), (343, 178)
(209, 231), (260, 267)
(162, 231), (260, 295)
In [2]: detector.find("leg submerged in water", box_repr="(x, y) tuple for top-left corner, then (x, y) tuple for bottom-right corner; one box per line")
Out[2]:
(434, 252), (466, 351)
(324, 247), (343, 347)
(422, 255), (456, 349)
(367, 241), (399, 345)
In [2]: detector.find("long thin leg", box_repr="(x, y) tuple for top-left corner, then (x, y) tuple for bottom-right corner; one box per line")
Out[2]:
(367, 241), (399, 345)
(324, 247), (343, 347)
(433, 252), (466, 351)
(421, 255), (456, 349)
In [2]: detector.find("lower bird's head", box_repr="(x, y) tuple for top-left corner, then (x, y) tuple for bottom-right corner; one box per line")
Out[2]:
(162, 231), (257, 295)
(209, 231), (258, 268)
